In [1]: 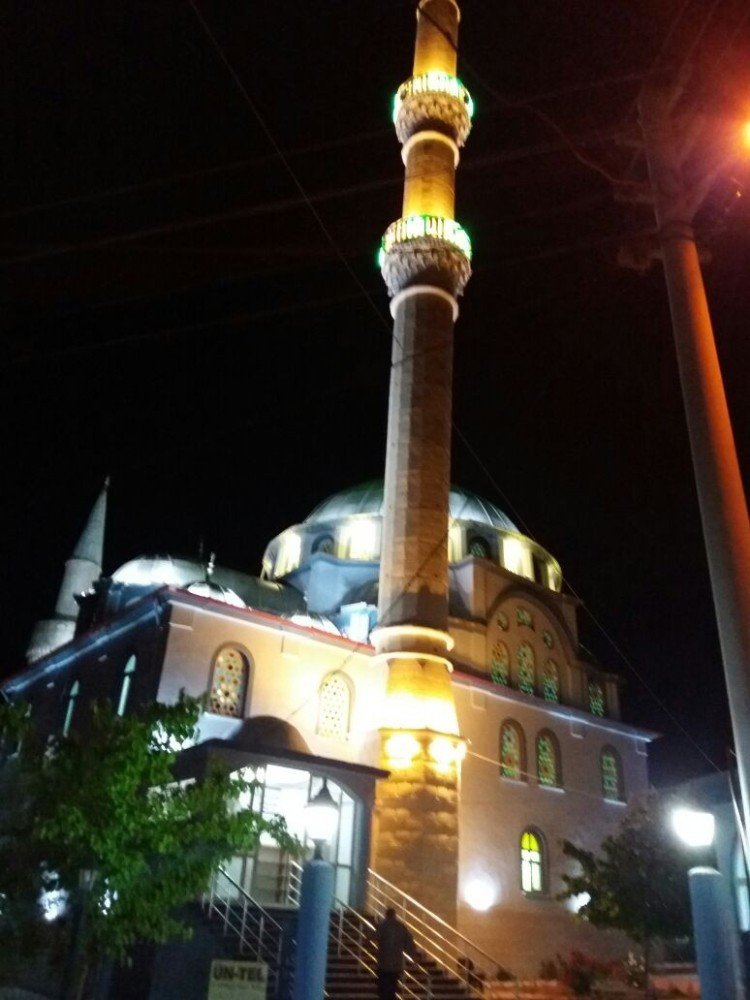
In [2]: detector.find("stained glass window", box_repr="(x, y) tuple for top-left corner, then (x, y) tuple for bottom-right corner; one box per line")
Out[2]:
(209, 647), (249, 717)
(536, 732), (560, 787)
(490, 640), (510, 685)
(517, 643), (535, 694)
(63, 680), (79, 736)
(468, 537), (491, 559)
(601, 747), (623, 801)
(542, 629), (554, 649)
(496, 611), (509, 631)
(500, 721), (525, 780)
(317, 672), (352, 741)
(542, 659), (559, 702)
(589, 681), (605, 717)
(516, 607), (534, 629)
(117, 655), (137, 717)
(521, 830), (544, 893)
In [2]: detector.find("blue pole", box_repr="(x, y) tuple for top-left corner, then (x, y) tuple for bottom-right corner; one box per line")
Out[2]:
(688, 867), (737, 1000)
(293, 858), (334, 1000)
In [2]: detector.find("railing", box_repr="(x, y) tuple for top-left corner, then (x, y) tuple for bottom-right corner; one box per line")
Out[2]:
(366, 868), (508, 994)
(203, 866), (285, 993)
(288, 861), (432, 1000)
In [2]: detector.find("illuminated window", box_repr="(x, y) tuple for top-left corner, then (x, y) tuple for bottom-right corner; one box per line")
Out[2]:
(516, 607), (534, 629)
(468, 536), (491, 560)
(734, 839), (750, 932)
(490, 640), (510, 686)
(117, 655), (137, 717)
(601, 747), (624, 802)
(542, 629), (554, 649)
(520, 829), (545, 894)
(500, 720), (526, 781)
(517, 642), (536, 694)
(209, 647), (249, 717)
(542, 659), (559, 702)
(339, 519), (377, 561)
(317, 672), (352, 741)
(62, 680), (80, 736)
(503, 537), (533, 579)
(536, 731), (561, 788)
(589, 681), (605, 717)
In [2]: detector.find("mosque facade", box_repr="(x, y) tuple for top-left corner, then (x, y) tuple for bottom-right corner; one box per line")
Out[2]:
(2, 0), (655, 980)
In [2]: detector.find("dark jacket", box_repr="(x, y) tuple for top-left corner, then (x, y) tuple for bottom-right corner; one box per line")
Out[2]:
(376, 915), (415, 972)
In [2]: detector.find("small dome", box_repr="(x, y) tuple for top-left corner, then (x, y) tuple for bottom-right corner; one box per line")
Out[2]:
(112, 555), (203, 588)
(184, 579), (246, 608)
(305, 479), (518, 532)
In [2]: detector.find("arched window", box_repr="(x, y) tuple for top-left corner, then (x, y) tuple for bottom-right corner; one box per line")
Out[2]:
(588, 680), (605, 717)
(734, 838), (750, 932)
(500, 720), (526, 781)
(536, 730), (561, 788)
(517, 642), (536, 695)
(542, 659), (559, 702)
(468, 536), (491, 560)
(520, 829), (545, 894)
(490, 640), (510, 686)
(601, 746), (624, 801)
(209, 647), (249, 717)
(117, 656), (137, 717)
(63, 680), (80, 737)
(317, 672), (352, 741)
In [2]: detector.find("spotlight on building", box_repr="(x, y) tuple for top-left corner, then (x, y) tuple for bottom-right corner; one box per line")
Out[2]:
(671, 807), (715, 849)
(464, 877), (496, 912)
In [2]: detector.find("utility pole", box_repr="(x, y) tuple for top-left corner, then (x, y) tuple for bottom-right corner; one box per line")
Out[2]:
(636, 80), (750, 837)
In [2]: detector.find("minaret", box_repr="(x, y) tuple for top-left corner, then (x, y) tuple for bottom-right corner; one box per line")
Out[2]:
(372, 0), (472, 922)
(26, 480), (108, 663)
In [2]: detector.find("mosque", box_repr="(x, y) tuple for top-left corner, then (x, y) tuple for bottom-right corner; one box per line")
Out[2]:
(2, 0), (654, 982)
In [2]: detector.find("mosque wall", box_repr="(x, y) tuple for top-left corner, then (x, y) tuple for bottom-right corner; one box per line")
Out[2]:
(454, 677), (651, 976)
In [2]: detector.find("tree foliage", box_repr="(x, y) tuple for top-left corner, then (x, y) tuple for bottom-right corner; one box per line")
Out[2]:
(560, 796), (699, 959)
(0, 694), (298, 968)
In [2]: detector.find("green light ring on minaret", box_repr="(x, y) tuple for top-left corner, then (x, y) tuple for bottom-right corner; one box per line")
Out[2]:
(392, 72), (474, 123)
(377, 215), (472, 268)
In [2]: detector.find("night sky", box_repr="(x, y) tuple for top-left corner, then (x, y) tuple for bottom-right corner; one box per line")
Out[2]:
(3, 1), (749, 787)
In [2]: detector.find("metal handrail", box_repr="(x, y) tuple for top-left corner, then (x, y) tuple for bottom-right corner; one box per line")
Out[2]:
(204, 865), (284, 986)
(367, 867), (506, 991)
(330, 899), (429, 1000)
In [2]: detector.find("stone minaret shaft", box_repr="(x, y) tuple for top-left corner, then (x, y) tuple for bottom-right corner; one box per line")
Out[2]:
(373, 0), (472, 923)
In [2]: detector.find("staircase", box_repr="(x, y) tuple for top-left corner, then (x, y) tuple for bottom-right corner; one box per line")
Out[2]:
(204, 862), (510, 999)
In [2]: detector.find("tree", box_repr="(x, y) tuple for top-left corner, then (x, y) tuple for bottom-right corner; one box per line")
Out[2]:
(560, 796), (700, 980)
(0, 694), (298, 996)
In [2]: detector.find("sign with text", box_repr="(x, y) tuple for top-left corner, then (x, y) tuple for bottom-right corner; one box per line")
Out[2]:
(207, 960), (268, 999)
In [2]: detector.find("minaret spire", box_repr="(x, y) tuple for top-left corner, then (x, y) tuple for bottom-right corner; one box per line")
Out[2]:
(372, 0), (472, 923)
(26, 479), (109, 663)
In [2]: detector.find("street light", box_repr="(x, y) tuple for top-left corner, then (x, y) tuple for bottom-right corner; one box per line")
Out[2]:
(294, 779), (339, 1000)
(670, 806), (737, 1000)
(305, 779), (339, 859)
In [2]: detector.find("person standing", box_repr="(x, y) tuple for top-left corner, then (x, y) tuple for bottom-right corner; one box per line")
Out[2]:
(376, 907), (415, 1000)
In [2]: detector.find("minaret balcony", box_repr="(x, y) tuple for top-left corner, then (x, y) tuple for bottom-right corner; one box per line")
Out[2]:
(379, 214), (472, 297)
(393, 72), (473, 145)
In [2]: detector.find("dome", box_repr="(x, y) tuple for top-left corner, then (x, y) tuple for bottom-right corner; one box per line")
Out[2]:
(305, 479), (518, 532)
(184, 579), (246, 608)
(112, 555), (204, 588)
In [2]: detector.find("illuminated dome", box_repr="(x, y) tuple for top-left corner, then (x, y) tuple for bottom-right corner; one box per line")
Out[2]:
(305, 480), (518, 533)
(112, 555), (203, 588)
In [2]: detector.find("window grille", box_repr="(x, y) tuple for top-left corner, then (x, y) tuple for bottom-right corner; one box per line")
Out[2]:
(317, 673), (351, 741)
(536, 732), (560, 787)
(589, 681), (605, 717)
(500, 721), (525, 780)
(209, 648), (249, 717)
(517, 642), (535, 694)
(542, 659), (559, 702)
(601, 747), (623, 801)
(117, 656), (137, 717)
(63, 680), (79, 736)
(490, 640), (510, 685)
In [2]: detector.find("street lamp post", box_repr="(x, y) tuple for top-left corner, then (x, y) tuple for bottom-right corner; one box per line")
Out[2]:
(671, 807), (736, 1000)
(639, 84), (750, 840)
(293, 780), (339, 1000)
